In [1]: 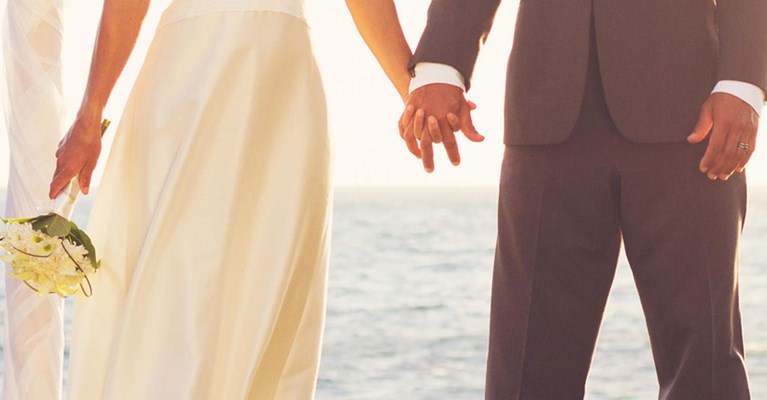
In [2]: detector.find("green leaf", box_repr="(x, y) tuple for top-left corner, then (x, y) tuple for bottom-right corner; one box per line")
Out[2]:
(68, 222), (99, 269)
(5, 215), (41, 225)
(46, 214), (72, 238)
(30, 214), (56, 232)
(5, 213), (73, 239)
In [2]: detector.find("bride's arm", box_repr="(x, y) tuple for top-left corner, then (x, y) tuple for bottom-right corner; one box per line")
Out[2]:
(346, 0), (413, 101)
(49, 0), (151, 199)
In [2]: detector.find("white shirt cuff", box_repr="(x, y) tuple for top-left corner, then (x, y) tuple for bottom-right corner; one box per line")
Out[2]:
(712, 80), (765, 116)
(409, 63), (466, 94)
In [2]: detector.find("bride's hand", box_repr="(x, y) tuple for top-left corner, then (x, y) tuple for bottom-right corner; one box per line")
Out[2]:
(49, 114), (103, 199)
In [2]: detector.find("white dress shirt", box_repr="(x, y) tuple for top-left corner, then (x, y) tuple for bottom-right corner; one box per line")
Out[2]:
(410, 63), (767, 116)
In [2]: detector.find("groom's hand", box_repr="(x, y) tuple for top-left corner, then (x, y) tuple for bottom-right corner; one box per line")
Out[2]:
(688, 92), (759, 181)
(400, 84), (484, 173)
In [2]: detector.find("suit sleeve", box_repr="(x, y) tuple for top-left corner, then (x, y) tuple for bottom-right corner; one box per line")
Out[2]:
(410, 0), (502, 90)
(716, 0), (767, 97)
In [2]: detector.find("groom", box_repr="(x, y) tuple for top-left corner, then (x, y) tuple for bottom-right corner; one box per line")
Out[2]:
(403, 0), (766, 398)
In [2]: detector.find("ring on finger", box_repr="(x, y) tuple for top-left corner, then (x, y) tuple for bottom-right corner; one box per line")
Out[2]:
(737, 142), (750, 152)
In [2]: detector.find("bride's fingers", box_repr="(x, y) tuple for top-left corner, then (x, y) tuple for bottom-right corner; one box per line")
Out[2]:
(413, 109), (425, 140)
(399, 106), (421, 159)
(402, 115), (421, 159)
(398, 105), (415, 139)
(79, 161), (97, 195)
(49, 168), (72, 199)
(447, 113), (461, 132)
(403, 105), (415, 127)
(49, 154), (80, 198)
(429, 115), (443, 144)
(420, 131), (434, 173)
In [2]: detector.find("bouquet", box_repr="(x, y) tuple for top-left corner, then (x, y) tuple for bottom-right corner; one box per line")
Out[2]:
(0, 119), (110, 298)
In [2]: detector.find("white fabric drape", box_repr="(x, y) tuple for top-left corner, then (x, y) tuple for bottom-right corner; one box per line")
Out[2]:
(2, 1), (68, 399)
(67, 4), (332, 398)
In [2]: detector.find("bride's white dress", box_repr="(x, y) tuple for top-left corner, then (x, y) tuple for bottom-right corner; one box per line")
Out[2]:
(67, 1), (332, 399)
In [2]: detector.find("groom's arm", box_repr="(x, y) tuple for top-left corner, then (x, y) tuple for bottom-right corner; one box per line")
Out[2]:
(711, 0), (767, 116)
(401, 0), (501, 172)
(716, 0), (767, 97)
(688, 0), (767, 181)
(410, 0), (501, 90)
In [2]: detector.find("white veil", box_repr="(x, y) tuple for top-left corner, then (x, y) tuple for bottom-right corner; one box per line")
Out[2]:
(2, 0), (68, 398)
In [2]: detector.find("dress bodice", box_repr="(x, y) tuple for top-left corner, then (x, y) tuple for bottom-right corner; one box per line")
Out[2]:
(162, 0), (305, 25)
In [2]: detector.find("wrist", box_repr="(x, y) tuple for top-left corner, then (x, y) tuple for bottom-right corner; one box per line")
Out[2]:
(398, 84), (410, 103)
(393, 72), (412, 104)
(76, 103), (103, 123)
(78, 93), (107, 117)
(409, 63), (466, 95)
(711, 80), (765, 116)
(73, 110), (105, 140)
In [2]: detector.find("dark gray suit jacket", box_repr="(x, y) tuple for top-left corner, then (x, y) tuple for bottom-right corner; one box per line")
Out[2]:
(411, 0), (767, 145)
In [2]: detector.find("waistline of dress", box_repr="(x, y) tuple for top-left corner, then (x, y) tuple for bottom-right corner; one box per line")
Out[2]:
(160, 0), (306, 27)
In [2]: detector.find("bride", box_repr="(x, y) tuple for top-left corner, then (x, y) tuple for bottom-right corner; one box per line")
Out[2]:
(48, 0), (454, 398)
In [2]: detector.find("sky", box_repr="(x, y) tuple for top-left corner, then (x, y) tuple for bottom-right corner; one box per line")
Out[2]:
(1, 0), (767, 188)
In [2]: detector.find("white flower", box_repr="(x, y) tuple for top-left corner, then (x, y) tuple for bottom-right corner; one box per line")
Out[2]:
(1, 221), (95, 298)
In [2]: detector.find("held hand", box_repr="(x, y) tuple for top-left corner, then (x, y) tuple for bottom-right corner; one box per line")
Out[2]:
(398, 84), (483, 173)
(398, 101), (478, 160)
(688, 93), (759, 180)
(49, 114), (103, 198)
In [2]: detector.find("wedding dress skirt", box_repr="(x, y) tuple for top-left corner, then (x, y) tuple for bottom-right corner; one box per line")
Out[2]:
(67, 2), (332, 399)
(2, 1), (67, 399)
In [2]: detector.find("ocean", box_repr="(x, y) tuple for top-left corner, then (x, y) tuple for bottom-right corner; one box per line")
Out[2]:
(1, 186), (766, 399)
